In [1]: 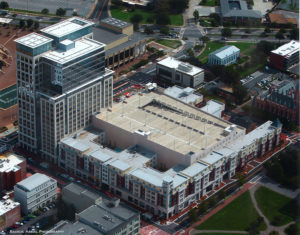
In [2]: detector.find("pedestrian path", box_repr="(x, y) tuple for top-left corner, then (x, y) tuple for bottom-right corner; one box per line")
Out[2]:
(187, 182), (254, 235)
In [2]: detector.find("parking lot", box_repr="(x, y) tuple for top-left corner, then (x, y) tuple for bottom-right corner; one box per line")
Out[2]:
(8, 0), (94, 16)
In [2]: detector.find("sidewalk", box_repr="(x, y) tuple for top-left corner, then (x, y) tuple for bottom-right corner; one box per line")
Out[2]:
(185, 182), (254, 235)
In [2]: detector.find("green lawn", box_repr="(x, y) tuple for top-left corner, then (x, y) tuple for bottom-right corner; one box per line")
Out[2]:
(111, 7), (183, 26)
(196, 191), (266, 231)
(199, 0), (217, 6)
(198, 41), (255, 63)
(255, 186), (298, 226)
(156, 39), (182, 49)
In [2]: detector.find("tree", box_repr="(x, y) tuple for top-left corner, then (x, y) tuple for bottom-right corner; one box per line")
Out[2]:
(245, 28), (251, 34)
(0, 1), (8, 9)
(275, 31), (284, 41)
(159, 26), (169, 35)
(218, 189), (226, 200)
(26, 19), (33, 28)
(201, 36), (210, 44)
(56, 8), (66, 16)
(208, 197), (216, 208)
(144, 26), (153, 35)
(222, 27), (232, 37)
(211, 65), (225, 77)
(19, 19), (25, 28)
(204, 71), (215, 81)
(210, 13), (220, 24)
(193, 10), (199, 22)
(156, 12), (170, 25)
(289, 28), (299, 40)
(279, 28), (286, 34)
(130, 14), (143, 24)
(111, 0), (122, 5)
(188, 208), (198, 222)
(146, 16), (154, 23)
(237, 173), (246, 187)
(264, 27), (271, 33)
(34, 21), (39, 30)
(41, 8), (49, 14)
(199, 200), (208, 214)
(285, 223), (298, 235)
(233, 84), (248, 104)
(169, 0), (189, 14)
(72, 11), (78, 16)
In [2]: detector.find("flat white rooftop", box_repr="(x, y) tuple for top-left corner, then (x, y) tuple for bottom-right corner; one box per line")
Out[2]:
(16, 173), (55, 192)
(200, 100), (225, 118)
(0, 199), (19, 216)
(41, 17), (94, 38)
(210, 45), (240, 60)
(15, 32), (53, 48)
(42, 38), (104, 64)
(164, 86), (203, 104)
(158, 57), (204, 76)
(0, 153), (25, 173)
(271, 40), (300, 57)
(96, 92), (244, 155)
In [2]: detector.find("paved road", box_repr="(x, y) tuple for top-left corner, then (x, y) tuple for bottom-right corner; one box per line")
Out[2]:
(89, 0), (109, 20)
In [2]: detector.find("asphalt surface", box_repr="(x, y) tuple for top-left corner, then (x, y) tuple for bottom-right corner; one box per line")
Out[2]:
(8, 0), (94, 17)
(89, 0), (109, 20)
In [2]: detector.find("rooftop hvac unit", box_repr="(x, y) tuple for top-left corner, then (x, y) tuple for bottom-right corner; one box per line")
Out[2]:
(178, 63), (193, 72)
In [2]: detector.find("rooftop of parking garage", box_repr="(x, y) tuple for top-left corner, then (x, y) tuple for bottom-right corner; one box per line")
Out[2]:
(95, 91), (244, 156)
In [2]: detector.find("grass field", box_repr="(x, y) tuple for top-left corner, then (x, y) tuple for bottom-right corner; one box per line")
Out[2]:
(199, 0), (217, 6)
(198, 41), (255, 63)
(156, 39), (182, 49)
(255, 186), (298, 226)
(0, 85), (17, 109)
(111, 7), (183, 26)
(196, 191), (266, 231)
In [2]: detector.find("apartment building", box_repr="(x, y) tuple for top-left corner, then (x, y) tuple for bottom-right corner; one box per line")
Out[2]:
(156, 57), (204, 88)
(58, 91), (281, 219)
(14, 173), (57, 214)
(15, 17), (114, 162)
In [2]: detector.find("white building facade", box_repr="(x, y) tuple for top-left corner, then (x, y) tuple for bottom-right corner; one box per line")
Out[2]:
(14, 173), (57, 214)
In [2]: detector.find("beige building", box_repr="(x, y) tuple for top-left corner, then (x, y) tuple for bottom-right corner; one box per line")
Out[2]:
(93, 18), (147, 71)
(58, 90), (282, 219)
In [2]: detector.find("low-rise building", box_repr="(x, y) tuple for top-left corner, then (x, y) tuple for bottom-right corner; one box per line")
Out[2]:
(14, 173), (57, 214)
(47, 197), (140, 235)
(93, 18), (147, 71)
(200, 100), (225, 118)
(0, 152), (26, 192)
(156, 57), (204, 88)
(208, 45), (240, 66)
(269, 41), (299, 71)
(62, 183), (103, 213)
(0, 197), (21, 231)
(268, 13), (298, 27)
(164, 85), (203, 105)
(220, 0), (262, 24)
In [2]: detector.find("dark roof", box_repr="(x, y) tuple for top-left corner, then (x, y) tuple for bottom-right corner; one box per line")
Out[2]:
(271, 118), (283, 128)
(47, 220), (102, 235)
(220, 0), (262, 18)
(93, 26), (127, 45)
(229, 114), (254, 129)
(105, 32), (147, 56)
(269, 91), (296, 109)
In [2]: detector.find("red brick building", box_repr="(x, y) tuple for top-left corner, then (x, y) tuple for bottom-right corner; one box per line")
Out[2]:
(0, 198), (21, 231)
(0, 153), (26, 192)
(269, 41), (299, 71)
(254, 81), (299, 125)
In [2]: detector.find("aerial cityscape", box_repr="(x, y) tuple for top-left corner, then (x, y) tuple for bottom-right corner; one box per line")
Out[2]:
(0, 0), (298, 234)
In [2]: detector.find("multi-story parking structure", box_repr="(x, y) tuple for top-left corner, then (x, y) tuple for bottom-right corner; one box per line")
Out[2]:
(58, 91), (282, 219)
(15, 17), (114, 162)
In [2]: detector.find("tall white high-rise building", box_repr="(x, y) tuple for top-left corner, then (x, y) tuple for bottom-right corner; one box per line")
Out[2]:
(15, 17), (114, 162)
